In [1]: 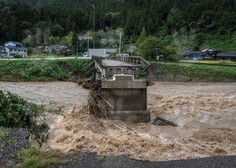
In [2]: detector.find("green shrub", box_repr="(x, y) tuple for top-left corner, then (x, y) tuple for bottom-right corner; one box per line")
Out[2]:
(27, 47), (34, 55)
(19, 146), (66, 168)
(13, 55), (22, 58)
(0, 127), (8, 138)
(0, 90), (44, 128)
(165, 55), (179, 62)
(138, 69), (148, 78)
(97, 155), (106, 162)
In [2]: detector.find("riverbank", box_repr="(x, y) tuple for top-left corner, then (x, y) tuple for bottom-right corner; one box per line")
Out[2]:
(149, 62), (236, 82)
(1, 60), (236, 82)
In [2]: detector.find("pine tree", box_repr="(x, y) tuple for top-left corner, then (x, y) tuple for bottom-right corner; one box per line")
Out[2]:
(136, 27), (146, 48)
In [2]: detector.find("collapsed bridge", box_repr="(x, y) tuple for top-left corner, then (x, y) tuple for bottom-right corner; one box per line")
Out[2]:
(90, 55), (151, 123)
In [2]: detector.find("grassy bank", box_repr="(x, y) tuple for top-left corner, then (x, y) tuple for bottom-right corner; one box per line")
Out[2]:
(0, 91), (57, 167)
(1, 59), (235, 82)
(0, 59), (93, 82)
(153, 62), (236, 82)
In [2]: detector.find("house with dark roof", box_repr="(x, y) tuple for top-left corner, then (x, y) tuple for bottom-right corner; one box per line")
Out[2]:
(201, 48), (221, 58)
(78, 36), (93, 41)
(182, 51), (202, 59)
(216, 52), (236, 61)
(4, 41), (27, 57)
(45, 45), (71, 55)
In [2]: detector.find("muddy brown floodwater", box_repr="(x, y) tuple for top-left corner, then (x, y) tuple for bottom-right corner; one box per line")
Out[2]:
(1, 82), (236, 161)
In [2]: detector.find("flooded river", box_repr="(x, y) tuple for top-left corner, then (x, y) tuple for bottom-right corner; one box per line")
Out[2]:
(1, 82), (236, 161)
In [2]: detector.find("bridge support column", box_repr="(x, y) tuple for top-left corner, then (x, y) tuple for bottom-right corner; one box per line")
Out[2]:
(101, 75), (150, 123)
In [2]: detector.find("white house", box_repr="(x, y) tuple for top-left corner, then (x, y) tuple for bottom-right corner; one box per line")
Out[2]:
(4, 41), (27, 57)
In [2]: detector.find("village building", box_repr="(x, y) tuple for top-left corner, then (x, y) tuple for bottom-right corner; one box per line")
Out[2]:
(182, 51), (202, 60)
(201, 48), (221, 58)
(216, 52), (236, 61)
(4, 41), (27, 57)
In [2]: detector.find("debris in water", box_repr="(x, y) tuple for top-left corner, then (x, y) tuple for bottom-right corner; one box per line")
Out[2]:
(151, 116), (177, 127)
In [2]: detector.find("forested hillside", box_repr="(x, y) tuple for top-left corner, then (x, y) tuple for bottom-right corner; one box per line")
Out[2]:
(0, 0), (236, 53)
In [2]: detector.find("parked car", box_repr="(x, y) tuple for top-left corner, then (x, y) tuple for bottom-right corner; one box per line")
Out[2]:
(83, 52), (89, 57)
(191, 55), (205, 60)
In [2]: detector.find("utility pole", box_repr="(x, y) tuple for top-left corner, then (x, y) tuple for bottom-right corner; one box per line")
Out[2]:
(92, 5), (95, 48)
(76, 40), (78, 58)
(131, 44), (133, 56)
(119, 31), (122, 54)
(87, 31), (90, 52)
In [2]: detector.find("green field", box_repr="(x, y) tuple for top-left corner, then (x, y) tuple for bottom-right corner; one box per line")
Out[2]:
(154, 62), (236, 82)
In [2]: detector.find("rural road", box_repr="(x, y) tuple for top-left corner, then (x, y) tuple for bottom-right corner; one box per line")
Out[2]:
(61, 152), (236, 168)
(0, 56), (91, 61)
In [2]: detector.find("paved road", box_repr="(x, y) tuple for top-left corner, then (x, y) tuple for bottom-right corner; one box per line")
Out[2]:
(61, 152), (236, 168)
(0, 56), (91, 61)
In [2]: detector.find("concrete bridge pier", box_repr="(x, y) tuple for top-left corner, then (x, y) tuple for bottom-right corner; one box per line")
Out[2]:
(101, 75), (150, 122)
(92, 56), (151, 123)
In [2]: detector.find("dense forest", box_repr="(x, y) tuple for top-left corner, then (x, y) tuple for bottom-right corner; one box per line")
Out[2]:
(0, 0), (236, 56)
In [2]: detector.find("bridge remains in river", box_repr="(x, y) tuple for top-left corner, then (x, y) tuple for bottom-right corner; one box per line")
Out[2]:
(90, 55), (151, 123)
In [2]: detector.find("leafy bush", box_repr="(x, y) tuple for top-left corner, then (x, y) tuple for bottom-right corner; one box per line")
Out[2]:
(165, 55), (179, 61)
(13, 55), (22, 58)
(0, 127), (8, 138)
(139, 36), (164, 60)
(0, 90), (44, 128)
(138, 69), (148, 78)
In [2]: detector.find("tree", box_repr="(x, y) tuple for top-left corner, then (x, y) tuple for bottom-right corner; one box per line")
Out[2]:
(51, 24), (65, 37)
(34, 21), (51, 45)
(138, 36), (164, 60)
(136, 27), (146, 48)
(167, 6), (183, 31)
(22, 34), (36, 47)
(164, 43), (179, 61)
(48, 36), (60, 45)
(62, 31), (77, 53)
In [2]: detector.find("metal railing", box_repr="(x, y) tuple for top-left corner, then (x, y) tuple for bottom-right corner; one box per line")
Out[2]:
(109, 56), (151, 70)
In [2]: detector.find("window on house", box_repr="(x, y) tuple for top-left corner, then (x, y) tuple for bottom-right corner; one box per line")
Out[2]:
(116, 68), (121, 74)
(109, 68), (113, 77)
